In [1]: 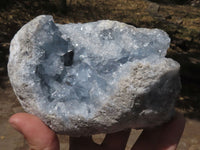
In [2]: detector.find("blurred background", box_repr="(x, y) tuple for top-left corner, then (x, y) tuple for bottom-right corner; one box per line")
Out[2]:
(0, 0), (200, 149)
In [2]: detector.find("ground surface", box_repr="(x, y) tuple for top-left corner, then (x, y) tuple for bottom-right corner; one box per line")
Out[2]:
(0, 0), (200, 149)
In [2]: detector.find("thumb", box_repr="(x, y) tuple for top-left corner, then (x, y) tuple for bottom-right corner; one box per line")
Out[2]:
(9, 113), (59, 150)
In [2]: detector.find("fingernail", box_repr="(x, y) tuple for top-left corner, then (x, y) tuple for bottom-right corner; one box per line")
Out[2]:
(9, 117), (22, 134)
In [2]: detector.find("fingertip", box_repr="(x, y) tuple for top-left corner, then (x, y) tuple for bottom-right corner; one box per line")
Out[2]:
(9, 112), (32, 123)
(9, 113), (28, 132)
(9, 113), (60, 150)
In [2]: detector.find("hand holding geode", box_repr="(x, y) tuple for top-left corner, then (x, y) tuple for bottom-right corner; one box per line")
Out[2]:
(8, 15), (181, 136)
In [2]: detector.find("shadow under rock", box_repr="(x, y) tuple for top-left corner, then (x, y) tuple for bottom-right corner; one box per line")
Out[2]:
(0, 45), (9, 89)
(168, 51), (200, 121)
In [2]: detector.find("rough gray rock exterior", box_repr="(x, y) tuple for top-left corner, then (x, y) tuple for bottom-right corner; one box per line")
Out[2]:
(8, 15), (181, 136)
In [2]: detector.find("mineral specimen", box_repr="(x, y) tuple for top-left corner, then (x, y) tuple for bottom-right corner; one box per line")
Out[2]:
(8, 15), (181, 136)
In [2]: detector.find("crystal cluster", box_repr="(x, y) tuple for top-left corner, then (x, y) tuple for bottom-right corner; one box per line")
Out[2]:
(8, 15), (181, 136)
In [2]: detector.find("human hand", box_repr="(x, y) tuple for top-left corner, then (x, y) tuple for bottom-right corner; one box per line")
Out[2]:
(9, 112), (185, 150)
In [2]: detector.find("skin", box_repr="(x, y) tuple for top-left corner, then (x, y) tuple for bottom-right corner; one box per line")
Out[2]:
(9, 112), (185, 150)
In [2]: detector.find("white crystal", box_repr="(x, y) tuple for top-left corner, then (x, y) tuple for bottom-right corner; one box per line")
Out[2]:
(8, 15), (181, 136)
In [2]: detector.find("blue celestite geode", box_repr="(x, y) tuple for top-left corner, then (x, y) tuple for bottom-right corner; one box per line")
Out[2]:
(8, 15), (181, 136)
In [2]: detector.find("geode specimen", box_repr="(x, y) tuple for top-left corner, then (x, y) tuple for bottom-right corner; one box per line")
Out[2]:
(8, 15), (181, 136)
